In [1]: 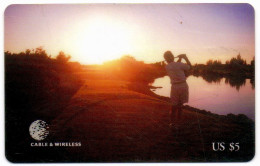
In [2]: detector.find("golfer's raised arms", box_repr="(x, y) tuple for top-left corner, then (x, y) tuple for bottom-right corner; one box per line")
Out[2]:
(177, 54), (192, 69)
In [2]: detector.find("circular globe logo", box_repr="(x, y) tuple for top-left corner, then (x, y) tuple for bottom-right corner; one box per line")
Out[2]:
(29, 120), (49, 141)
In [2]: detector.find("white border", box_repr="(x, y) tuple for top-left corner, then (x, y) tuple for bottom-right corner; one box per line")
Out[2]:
(1, 0), (259, 166)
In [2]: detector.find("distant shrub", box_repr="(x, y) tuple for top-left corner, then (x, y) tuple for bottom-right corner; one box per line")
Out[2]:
(206, 59), (222, 66)
(103, 55), (165, 83)
(56, 51), (71, 64)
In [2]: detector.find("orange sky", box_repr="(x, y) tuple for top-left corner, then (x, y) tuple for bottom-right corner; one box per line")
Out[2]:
(4, 4), (255, 64)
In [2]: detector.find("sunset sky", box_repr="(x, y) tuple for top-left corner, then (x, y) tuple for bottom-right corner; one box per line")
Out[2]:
(4, 4), (255, 64)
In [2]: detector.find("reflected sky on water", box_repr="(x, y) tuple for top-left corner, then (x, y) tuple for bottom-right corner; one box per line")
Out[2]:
(151, 75), (255, 120)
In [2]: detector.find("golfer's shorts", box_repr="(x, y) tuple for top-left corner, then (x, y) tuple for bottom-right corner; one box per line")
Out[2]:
(170, 82), (189, 105)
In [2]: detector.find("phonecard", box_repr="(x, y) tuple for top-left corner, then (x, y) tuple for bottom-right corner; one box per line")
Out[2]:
(5, 3), (255, 162)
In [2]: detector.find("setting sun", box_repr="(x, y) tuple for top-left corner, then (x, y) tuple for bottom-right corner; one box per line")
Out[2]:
(73, 17), (133, 64)
(4, 4), (254, 65)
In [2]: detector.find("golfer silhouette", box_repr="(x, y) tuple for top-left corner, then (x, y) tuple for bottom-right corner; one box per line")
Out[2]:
(163, 51), (192, 128)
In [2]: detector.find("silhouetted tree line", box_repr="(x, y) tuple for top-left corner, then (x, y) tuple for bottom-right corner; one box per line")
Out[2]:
(226, 54), (246, 65)
(5, 47), (83, 119)
(191, 54), (254, 78)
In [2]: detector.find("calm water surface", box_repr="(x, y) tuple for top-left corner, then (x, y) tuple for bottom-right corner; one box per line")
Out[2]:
(151, 76), (255, 120)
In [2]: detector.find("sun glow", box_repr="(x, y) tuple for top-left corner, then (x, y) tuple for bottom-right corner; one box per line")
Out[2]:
(73, 17), (134, 64)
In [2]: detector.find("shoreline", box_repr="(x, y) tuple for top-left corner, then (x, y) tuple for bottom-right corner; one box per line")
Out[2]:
(127, 79), (254, 123)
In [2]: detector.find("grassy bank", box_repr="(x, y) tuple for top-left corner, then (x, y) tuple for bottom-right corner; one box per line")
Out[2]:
(48, 71), (254, 162)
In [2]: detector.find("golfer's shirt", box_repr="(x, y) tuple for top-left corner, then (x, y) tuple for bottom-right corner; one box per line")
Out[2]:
(165, 62), (190, 85)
